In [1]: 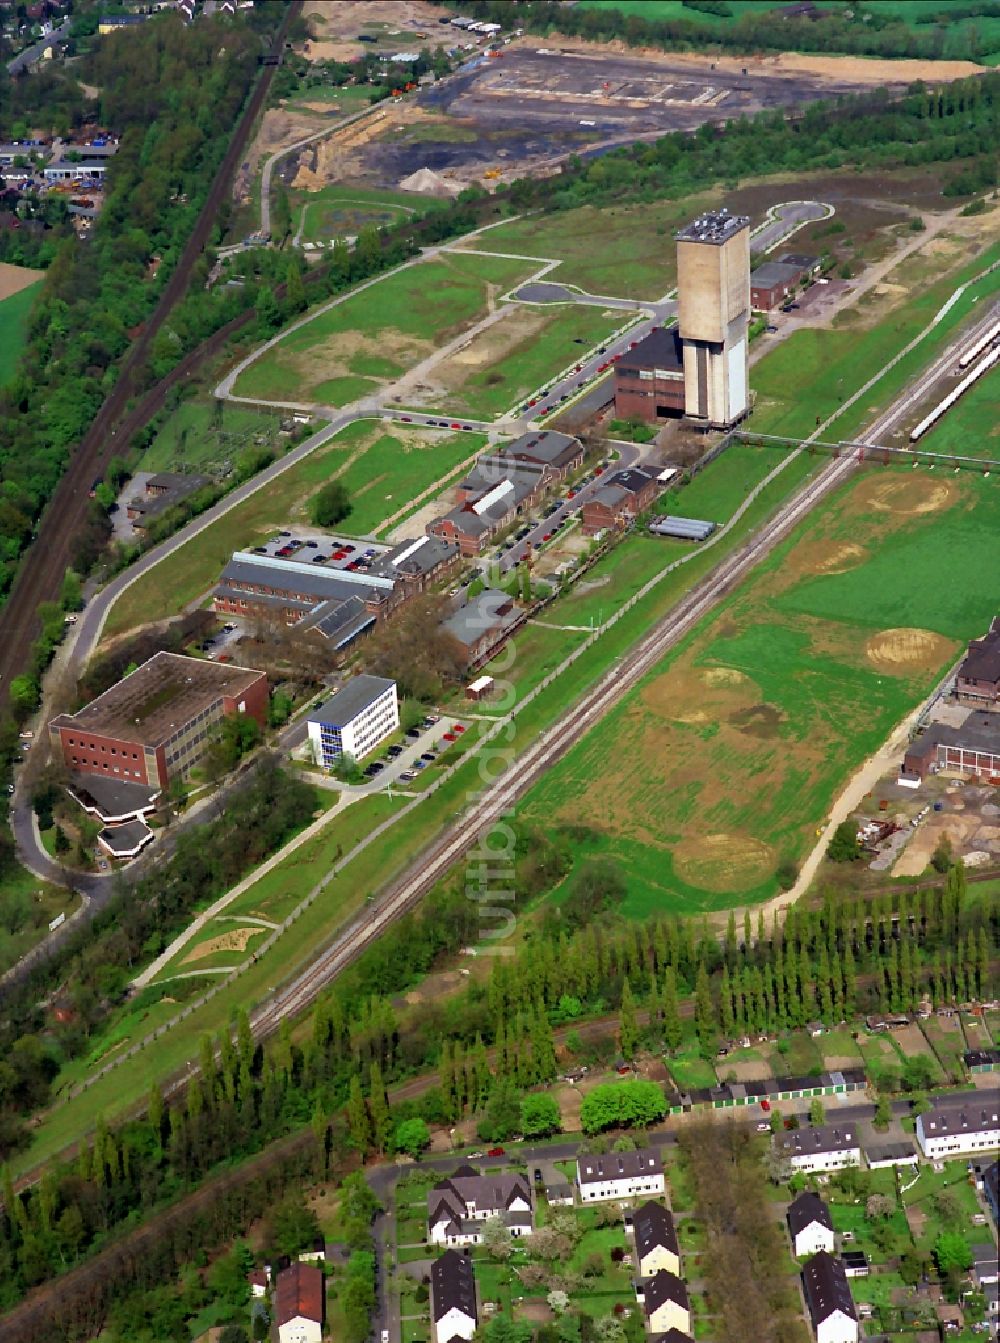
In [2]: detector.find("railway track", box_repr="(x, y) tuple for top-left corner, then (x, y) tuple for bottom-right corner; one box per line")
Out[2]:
(246, 301), (1000, 1040)
(0, 3), (301, 690)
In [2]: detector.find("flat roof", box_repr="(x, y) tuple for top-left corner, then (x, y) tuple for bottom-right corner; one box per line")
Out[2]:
(67, 773), (159, 821)
(676, 208), (749, 245)
(98, 819), (154, 855)
(51, 652), (264, 747)
(909, 712), (1000, 759)
(310, 674), (395, 727)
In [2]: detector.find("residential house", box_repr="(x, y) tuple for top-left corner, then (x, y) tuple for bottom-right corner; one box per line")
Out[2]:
(273, 1262), (324, 1343)
(581, 465), (663, 536)
(632, 1199), (680, 1278)
(576, 1149), (665, 1204)
(431, 1249), (478, 1343)
(916, 1093), (1000, 1159)
(641, 1269), (691, 1335)
(774, 1125), (861, 1174)
(955, 617), (1000, 710)
(427, 1165), (533, 1246)
(787, 1192), (835, 1258)
(441, 588), (525, 669)
(971, 1243), (999, 1289)
(983, 1157), (999, 1228)
(802, 1250), (859, 1343)
(247, 1267), (269, 1298)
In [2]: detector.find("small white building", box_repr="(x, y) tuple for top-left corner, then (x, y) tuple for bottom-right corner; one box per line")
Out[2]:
(787, 1191), (836, 1258)
(916, 1094), (1000, 1160)
(774, 1124), (862, 1175)
(802, 1250), (859, 1343)
(307, 674), (398, 767)
(576, 1149), (665, 1203)
(431, 1249), (478, 1343)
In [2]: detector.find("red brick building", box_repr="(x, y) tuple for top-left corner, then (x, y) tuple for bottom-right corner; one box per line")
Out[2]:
(901, 713), (1000, 783)
(581, 465), (663, 535)
(613, 327), (685, 423)
(49, 652), (268, 789)
(955, 617), (1000, 711)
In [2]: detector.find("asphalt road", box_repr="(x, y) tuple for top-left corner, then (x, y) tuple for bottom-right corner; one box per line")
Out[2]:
(5, 18), (70, 73)
(751, 199), (833, 255)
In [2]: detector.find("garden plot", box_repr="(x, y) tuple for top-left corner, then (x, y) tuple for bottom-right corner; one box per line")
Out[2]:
(522, 467), (1000, 913)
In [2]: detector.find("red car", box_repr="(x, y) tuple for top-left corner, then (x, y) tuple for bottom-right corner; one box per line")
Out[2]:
(574, 363), (583, 372)
(594, 466), (604, 476)
(400, 415), (412, 422)
(453, 724), (466, 734)
(528, 398), (538, 406)
(487, 1146), (505, 1157)
(760, 1099), (771, 1112)
(450, 422), (461, 429)
(442, 731), (457, 742)
(567, 489), (576, 499)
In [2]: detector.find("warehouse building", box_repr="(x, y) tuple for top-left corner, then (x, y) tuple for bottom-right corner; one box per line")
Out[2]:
(49, 652), (268, 789)
(901, 712), (1000, 783)
(307, 676), (399, 768)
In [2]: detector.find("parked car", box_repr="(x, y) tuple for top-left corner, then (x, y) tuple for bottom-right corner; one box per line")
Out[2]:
(406, 728), (422, 740)
(442, 731), (457, 743)
(453, 724), (466, 734)
(760, 1099), (771, 1112)
(387, 745), (404, 758)
(420, 752), (436, 762)
(755, 1121), (770, 1133)
(487, 1146), (505, 1157)
(399, 772), (414, 783)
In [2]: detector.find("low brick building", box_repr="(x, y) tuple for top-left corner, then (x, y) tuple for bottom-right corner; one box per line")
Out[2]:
(126, 471), (212, 530)
(902, 712), (1000, 783)
(49, 652), (268, 789)
(613, 326), (685, 422)
(581, 464), (663, 535)
(749, 259), (804, 311)
(955, 617), (1000, 710)
(442, 589), (525, 668)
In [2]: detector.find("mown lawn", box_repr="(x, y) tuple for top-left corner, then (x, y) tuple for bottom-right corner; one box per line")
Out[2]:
(234, 251), (538, 403)
(0, 279), (42, 386)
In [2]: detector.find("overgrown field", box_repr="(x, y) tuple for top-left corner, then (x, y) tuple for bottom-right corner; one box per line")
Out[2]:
(233, 250), (538, 404)
(417, 300), (628, 419)
(104, 421), (485, 637)
(523, 467), (1000, 914)
(293, 183), (433, 245)
(142, 399), (283, 473)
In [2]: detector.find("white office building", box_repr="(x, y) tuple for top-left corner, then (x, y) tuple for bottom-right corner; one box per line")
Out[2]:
(916, 1094), (1000, 1160)
(307, 675), (398, 767)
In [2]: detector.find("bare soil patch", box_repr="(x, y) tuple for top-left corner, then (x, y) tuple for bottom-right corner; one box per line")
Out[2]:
(0, 261), (43, 300)
(628, 45), (986, 86)
(672, 832), (776, 894)
(182, 926), (263, 965)
(852, 474), (957, 517)
(865, 628), (956, 676)
(786, 540), (868, 579)
(299, 0), (442, 63)
(642, 663), (759, 725)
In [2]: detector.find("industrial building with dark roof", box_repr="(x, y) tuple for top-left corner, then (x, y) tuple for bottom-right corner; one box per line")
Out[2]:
(613, 326), (685, 422)
(49, 652), (268, 790)
(955, 616), (1000, 709)
(902, 711), (1000, 782)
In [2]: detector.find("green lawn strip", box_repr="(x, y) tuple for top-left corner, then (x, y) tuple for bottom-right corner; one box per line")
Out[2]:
(466, 195), (721, 299)
(103, 422), (475, 637)
(430, 304), (628, 420)
(666, 1049), (718, 1091)
(233, 251), (540, 402)
(748, 242), (1000, 442)
(769, 1033), (824, 1075)
(142, 399), (283, 473)
(0, 280), (43, 386)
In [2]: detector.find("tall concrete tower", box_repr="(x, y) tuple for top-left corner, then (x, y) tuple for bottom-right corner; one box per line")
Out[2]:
(676, 208), (751, 428)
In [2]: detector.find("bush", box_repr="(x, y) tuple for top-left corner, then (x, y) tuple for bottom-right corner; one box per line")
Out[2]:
(311, 479), (352, 527)
(827, 820), (860, 863)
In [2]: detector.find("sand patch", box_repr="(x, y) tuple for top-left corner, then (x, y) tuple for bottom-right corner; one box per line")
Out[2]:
(789, 540), (868, 578)
(642, 663), (758, 725)
(0, 261), (43, 301)
(865, 627), (955, 676)
(853, 474), (957, 517)
(182, 926), (263, 965)
(673, 832), (775, 894)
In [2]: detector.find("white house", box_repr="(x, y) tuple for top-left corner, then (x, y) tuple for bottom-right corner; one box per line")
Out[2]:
(307, 674), (398, 767)
(802, 1250), (859, 1343)
(427, 1165), (533, 1246)
(787, 1192), (836, 1258)
(774, 1124), (862, 1174)
(576, 1148), (665, 1203)
(431, 1249), (478, 1343)
(273, 1263), (324, 1343)
(916, 1094), (1000, 1159)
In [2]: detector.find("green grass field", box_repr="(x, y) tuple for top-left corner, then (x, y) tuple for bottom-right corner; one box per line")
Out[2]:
(0, 278), (41, 386)
(469, 194), (720, 299)
(234, 251), (539, 404)
(104, 421), (484, 637)
(423, 301), (628, 419)
(577, 0), (783, 22)
(293, 184), (432, 244)
(918, 362), (1000, 462)
(142, 398), (283, 473)
(522, 466), (1000, 913)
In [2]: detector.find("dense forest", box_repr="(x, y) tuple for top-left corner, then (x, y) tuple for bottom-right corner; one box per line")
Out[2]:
(0, 822), (994, 1328)
(0, 7), (281, 599)
(454, 0), (1000, 63)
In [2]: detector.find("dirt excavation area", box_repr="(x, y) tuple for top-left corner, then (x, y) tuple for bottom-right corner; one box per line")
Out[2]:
(298, 0), (445, 64)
